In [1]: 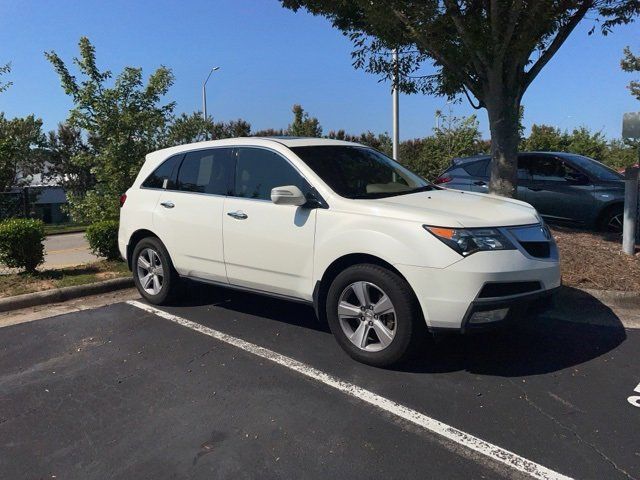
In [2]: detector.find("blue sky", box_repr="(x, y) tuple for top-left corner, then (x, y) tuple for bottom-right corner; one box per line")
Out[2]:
(0, 0), (638, 140)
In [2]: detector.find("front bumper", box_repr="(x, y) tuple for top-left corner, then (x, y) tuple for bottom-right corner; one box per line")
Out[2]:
(460, 284), (560, 333)
(395, 249), (561, 331)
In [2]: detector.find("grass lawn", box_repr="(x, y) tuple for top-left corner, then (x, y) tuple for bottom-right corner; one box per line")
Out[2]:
(551, 225), (640, 292)
(0, 260), (130, 298)
(44, 223), (89, 235)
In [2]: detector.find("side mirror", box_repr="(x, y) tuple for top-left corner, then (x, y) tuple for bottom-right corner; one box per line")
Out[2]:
(271, 185), (306, 206)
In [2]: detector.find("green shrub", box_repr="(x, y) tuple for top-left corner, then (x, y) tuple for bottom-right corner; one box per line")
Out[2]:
(0, 218), (45, 273)
(86, 220), (120, 260)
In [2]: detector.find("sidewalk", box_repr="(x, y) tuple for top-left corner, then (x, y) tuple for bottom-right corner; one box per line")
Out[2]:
(43, 232), (101, 268)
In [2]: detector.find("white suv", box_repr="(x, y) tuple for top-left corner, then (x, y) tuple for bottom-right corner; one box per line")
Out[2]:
(119, 137), (560, 366)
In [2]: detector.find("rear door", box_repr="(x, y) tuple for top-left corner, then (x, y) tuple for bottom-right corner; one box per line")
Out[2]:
(464, 158), (490, 192)
(222, 147), (317, 299)
(153, 147), (234, 282)
(520, 154), (594, 225)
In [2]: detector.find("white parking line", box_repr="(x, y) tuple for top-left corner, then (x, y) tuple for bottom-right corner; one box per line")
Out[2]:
(127, 300), (572, 480)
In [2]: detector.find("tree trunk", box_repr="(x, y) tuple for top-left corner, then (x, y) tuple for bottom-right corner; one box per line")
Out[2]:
(486, 95), (521, 198)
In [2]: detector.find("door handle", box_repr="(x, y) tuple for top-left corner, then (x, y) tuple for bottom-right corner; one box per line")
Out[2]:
(227, 211), (248, 220)
(473, 180), (487, 186)
(160, 201), (175, 209)
(527, 187), (543, 192)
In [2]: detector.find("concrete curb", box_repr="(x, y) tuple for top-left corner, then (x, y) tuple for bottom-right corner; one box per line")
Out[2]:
(0, 277), (134, 313)
(581, 288), (640, 309)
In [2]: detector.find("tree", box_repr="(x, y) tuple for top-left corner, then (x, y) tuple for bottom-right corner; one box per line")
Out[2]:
(45, 37), (175, 221)
(522, 124), (568, 152)
(567, 126), (608, 160)
(166, 112), (214, 145)
(402, 112), (484, 180)
(45, 123), (94, 197)
(0, 63), (11, 93)
(165, 112), (252, 146)
(327, 129), (393, 155)
(0, 113), (46, 191)
(621, 46), (640, 100)
(288, 104), (322, 137)
(281, 1), (640, 197)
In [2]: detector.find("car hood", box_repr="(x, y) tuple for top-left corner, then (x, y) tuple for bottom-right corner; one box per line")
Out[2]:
(364, 188), (539, 228)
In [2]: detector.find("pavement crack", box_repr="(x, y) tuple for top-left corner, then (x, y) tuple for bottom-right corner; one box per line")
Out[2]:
(508, 379), (635, 480)
(187, 346), (217, 365)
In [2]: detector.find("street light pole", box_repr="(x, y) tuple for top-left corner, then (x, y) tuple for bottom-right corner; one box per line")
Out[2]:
(392, 49), (399, 161)
(202, 66), (220, 134)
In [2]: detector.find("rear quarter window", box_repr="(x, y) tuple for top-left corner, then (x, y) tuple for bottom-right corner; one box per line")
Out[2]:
(462, 159), (489, 177)
(141, 154), (182, 189)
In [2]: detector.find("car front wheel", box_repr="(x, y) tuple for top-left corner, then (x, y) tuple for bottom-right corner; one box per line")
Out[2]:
(325, 264), (425, 367)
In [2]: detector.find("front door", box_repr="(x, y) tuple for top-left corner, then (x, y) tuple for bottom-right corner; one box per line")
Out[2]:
(520, 154), (594, 225)
(153, 147), (234, 282)
(222, 147), (317, 300)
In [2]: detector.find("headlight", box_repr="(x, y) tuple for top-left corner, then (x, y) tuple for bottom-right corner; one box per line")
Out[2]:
(423, 225), (515, 256)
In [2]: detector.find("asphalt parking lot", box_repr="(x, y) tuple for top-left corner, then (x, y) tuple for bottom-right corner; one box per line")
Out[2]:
(1, 283), (638, 479)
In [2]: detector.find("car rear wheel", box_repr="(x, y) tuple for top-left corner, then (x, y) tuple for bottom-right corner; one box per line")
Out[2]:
(132, 237), (180, 305)
(325, 264), (425, 367)
(599, 205), (624, 233)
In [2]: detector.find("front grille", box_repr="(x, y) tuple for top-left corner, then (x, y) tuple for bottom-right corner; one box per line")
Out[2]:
(478, 281), (542, 298)
(520, 241), (551, 258)
(508, 225), (553, 259)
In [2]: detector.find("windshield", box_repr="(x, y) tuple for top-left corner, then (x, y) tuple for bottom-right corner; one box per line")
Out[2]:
(563, 154), (623, 182)
(291, 146), (433, 199)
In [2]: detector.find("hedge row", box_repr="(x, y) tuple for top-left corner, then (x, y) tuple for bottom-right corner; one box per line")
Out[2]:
(0, 218), (121, 274)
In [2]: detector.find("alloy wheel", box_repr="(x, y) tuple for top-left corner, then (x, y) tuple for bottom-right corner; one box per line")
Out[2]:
(136, 248), (164, 295)
(607, 213), (623, 233)
(338, 281), (396, 352)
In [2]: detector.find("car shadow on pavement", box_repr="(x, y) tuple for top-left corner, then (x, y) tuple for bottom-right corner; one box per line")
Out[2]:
(170, 280), (330, 333)
(170, 281), (626, 377)
(398, 287), (627, 376)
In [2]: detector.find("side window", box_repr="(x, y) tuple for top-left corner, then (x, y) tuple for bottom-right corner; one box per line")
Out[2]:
(517, 156), (533, 181)
(234, 148), (308, 200)
(142, 154), (182, 189)
(528, 156), (575, 182)
(177, 148), (234, 195)
(463, 159), (489, 177)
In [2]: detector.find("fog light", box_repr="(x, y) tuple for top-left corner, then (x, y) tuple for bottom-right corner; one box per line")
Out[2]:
(469, 307), (510, 324)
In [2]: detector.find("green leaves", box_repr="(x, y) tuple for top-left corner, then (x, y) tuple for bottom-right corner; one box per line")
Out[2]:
(45, 37), (176, 223)
(0, 218), (45, 273)
(621, 46), (640, 101)
(0, 63), (12, 94)
(0, 113), (46, 191)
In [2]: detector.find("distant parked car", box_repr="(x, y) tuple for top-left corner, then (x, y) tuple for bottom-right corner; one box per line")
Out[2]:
(436, 152), (625, 232)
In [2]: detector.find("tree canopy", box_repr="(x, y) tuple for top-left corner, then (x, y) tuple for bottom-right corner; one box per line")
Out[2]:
(45, 37), (175, 220)
(622, 45), (640, 101)
(281, 0), (640, 196)
(0, 63), (11, 94)
(0, 113), (46, 191)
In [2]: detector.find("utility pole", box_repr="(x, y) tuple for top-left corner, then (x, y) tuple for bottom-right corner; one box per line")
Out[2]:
(622, 112), (640, 255)
(392, 49), (399, 161)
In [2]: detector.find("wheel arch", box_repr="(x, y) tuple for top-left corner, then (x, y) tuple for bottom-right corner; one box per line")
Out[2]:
(313, 253), (418, 323)
(126, 229), (160, 270)
(595, 201), (624, 231)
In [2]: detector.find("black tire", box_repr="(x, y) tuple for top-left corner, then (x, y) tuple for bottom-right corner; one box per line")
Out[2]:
(132, 237), (180, 305)
(325, 263), (425, 367)
(598, 204), (624, 233)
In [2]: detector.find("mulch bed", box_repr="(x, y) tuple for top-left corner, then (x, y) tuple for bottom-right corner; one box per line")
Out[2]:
(551, 225), (640, 292)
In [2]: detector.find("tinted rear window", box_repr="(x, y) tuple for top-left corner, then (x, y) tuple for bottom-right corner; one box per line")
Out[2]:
(142, 154), (182, 189)
(462, 159), (489, 177)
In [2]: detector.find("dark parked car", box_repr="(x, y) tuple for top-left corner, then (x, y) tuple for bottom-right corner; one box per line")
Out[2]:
(435, 152), (625, 232)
